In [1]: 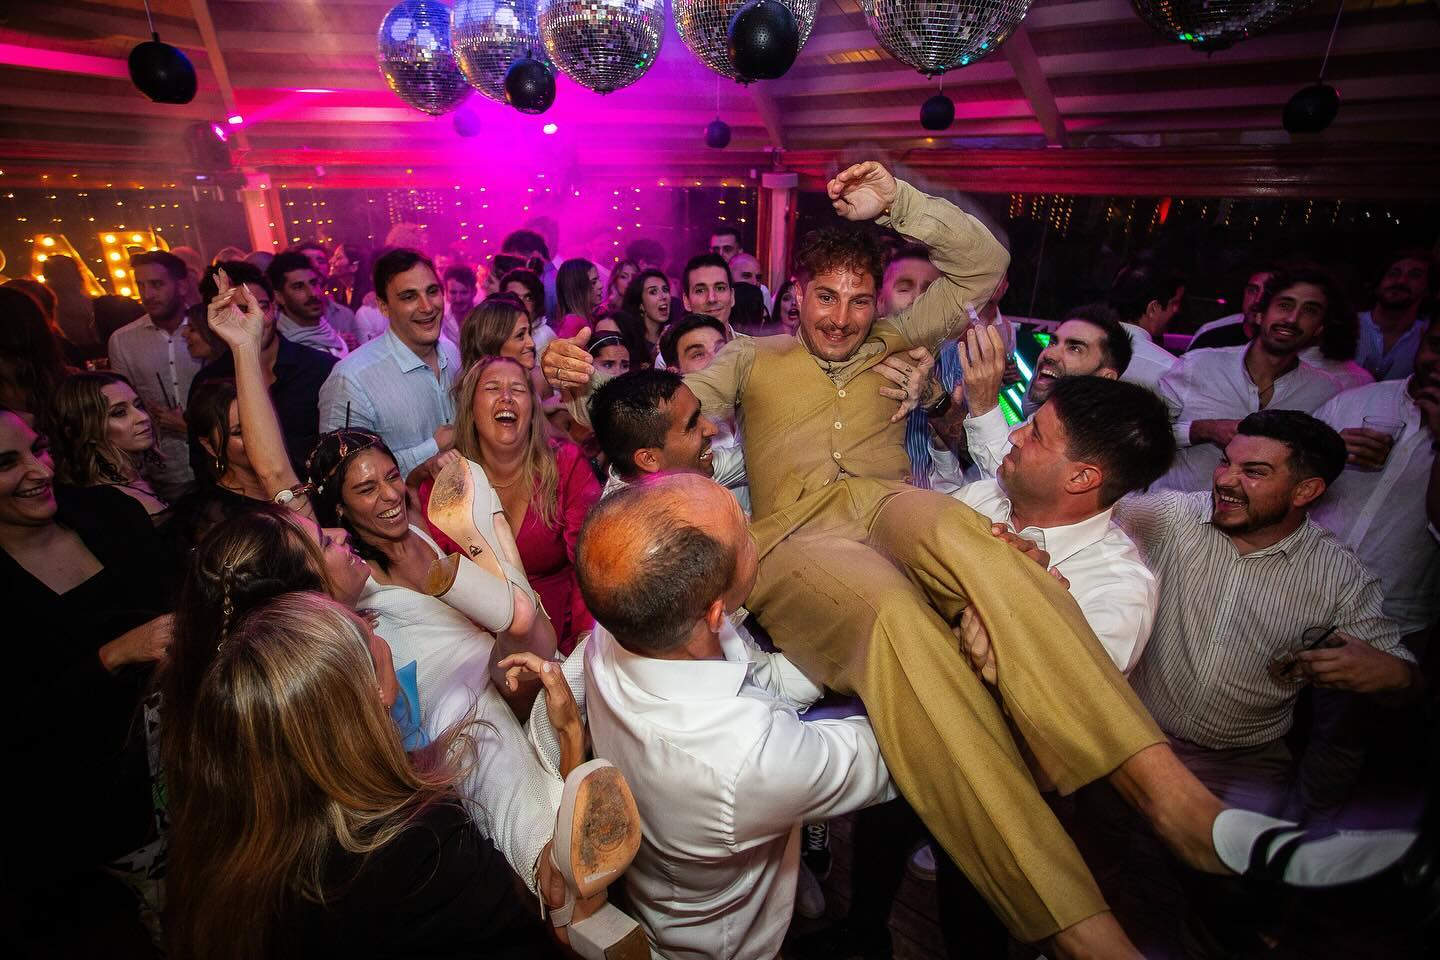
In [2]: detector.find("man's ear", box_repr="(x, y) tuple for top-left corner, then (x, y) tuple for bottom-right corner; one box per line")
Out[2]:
(704, 597), (726, 635)
(1066, 462), (1104, 498)
(376, 292), (392, 321)
(1097, 367), (1120, 381)
(1292, 476), (1327, 511)
(633, 447), (663, 475)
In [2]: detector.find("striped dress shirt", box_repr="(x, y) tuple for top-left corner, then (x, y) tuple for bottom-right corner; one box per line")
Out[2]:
(903, 338), (962, 489)
(1117, 491), (1413, 749)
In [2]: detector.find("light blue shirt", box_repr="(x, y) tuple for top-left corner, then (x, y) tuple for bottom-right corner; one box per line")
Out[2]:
(1355, 310), (1429, 382)
(318, 328), (460, 476)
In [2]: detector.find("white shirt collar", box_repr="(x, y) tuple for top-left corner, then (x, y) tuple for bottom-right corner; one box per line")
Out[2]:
(985, 488), (1118, 567)
(600, 620), (754, 702)
(1121, 321), (1154, 344)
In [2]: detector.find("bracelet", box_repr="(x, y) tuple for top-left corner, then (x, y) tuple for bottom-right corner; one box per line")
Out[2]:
(273, 482), (312, 505)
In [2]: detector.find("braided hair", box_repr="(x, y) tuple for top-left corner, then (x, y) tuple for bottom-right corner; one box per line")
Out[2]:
(163, 504), (331, 787)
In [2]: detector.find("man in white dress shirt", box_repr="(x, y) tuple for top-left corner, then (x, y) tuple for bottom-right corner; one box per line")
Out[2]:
(1156, 266), (1345, 491)
(267, 250), (349, 359)
(1355, 249), (1433, 382)
(963, 304), (1133, 473)
(1312, 317), (1440, 644)
(318, 249), (460, 479)
(575, 473), (894, 960)
(832, 374), (1173, 960)
(1107, 258), (1181, 392)
(957, 374), (1170, 674)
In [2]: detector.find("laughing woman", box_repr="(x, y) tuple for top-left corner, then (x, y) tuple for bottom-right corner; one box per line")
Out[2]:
(1, 407), (175, 955)
(50, 371), (171, 524)
(418, 355), (600, 654)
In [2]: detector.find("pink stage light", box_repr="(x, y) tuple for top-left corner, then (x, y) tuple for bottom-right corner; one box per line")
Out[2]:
(227, 114), (244, 125)
(210, 123), (228, 142)
(295, 88), (336, 94)
(543, 123), (558, 135)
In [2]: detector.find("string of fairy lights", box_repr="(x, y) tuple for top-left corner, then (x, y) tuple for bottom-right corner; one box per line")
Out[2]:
(0, 166), (1426, 300)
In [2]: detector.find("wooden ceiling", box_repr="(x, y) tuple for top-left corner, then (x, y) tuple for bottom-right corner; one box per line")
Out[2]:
(1, 0), (1438, 194)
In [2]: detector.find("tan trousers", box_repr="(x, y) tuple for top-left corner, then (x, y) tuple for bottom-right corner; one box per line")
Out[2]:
(748, 478), (1164, 942)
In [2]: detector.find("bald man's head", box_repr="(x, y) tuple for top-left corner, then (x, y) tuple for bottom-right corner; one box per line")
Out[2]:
(577, 473), (742, 655)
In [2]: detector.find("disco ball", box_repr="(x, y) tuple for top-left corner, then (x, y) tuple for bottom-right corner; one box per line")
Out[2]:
(538, 0), (665, 93)
(675, 0), (818, 81)
(861, 0), (1032, 77)
(1130, 0), (1315, 53)
(378, 0), (473, 115)
(452, 0), (546, 103)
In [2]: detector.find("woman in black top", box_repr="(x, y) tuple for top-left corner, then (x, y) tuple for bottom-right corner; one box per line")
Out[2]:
(0, 408), (175, 957)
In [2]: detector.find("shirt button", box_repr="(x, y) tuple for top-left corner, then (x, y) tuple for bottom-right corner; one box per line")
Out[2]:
(833, 451), (842, 460)
(837, 389), (847, 398)
(834, 421), (843, 430)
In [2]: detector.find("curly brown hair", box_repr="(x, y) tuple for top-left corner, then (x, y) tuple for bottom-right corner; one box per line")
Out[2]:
(793, 225), (885, 291)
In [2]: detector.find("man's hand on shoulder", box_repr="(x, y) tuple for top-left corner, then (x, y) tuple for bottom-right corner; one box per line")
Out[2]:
(827, 162), (898, 222)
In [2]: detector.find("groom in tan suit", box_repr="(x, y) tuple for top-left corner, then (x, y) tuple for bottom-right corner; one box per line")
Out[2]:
(545, 162), (1237, 958)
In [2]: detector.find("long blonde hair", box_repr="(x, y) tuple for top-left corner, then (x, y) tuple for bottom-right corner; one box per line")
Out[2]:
(49, 371), (160, 485)
(164, 591), (463, 960)
(453, 354), (558, 529)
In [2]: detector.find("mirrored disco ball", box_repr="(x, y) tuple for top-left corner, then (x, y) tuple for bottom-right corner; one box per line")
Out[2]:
(538, 0), (665, 93)
(452, 0), (547, 103)
(862, 0), (1032, 77)
(378, 0), (473, 115)
(675, 0), (818, 80)
(1130, 0), (1314, 52)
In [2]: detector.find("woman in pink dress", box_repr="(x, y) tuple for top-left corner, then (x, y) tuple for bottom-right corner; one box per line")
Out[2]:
(419, 355), (600, 653)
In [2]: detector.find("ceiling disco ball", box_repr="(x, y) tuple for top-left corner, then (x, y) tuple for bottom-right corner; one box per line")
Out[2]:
(452, 0), (547, 103)
(675, 0), (818, 81)
(378, 0), (473, 115)
(538, 0), (665, 93)
(1130, 0), (1315, 52)
(862, 0), (1032, 77)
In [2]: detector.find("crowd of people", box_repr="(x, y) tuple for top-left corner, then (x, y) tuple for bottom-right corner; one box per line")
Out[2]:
(1, 160), (1436, 960)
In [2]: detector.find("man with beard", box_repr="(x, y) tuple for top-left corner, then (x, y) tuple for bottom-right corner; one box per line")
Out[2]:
(318, 248), (460, 479)
(963, 303), (1131, 477)
(547, 162), (1277, 959)
(267, 250), (349, 358)
(1356, 249), (1434, 381)
(190, 261), (337, 475)
(1156, 266), (1346, 491)
(1116, 409), (1418, 813)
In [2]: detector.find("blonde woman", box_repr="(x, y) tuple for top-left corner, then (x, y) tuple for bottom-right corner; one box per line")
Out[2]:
(50, 370), (170, 522)
(420, 355), (600, 654)
(163, 591), (556, 959)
